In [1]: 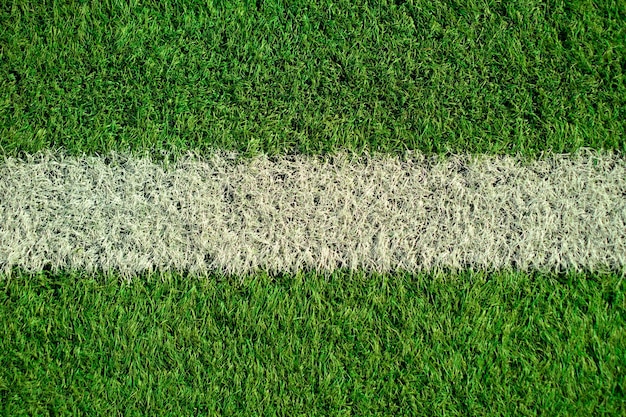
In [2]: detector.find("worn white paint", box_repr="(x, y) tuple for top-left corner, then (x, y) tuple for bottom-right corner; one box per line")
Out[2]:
(1, 149), (624, 278)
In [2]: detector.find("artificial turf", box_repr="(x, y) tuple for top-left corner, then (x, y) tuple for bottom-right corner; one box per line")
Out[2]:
(1, 0), (625, 159)
(1, 0), (626, 415)
(1, 270), (625, 416)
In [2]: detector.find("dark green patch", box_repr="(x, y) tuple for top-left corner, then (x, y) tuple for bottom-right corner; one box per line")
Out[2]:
(1, 0), (625, 160)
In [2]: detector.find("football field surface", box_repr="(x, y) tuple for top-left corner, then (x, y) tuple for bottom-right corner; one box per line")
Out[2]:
(1, 0), (625, 415)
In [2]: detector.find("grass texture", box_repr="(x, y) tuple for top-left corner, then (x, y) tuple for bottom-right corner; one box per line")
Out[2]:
(2, 0), (626, 415)
(2, 149), (625, 277)
(1, 0), (625, 158)
(1, 270), (625, 416)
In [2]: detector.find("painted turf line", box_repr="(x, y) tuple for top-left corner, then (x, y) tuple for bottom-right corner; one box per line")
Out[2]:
(1, 150), (624, 277)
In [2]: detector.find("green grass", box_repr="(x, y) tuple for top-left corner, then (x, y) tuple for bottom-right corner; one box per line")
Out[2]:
(2, 0), (626, 414)
(1, 0), (625, 159)
(1, 270), (625, 416)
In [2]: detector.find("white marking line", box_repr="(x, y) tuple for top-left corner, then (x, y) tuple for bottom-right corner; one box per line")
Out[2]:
(1, 150), (625, 277)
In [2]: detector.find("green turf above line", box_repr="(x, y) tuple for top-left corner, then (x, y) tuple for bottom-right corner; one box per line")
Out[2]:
(2, 0), (625, 158)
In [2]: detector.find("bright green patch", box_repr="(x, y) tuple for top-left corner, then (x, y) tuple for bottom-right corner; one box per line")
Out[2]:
(1, 0), (625, 159)
(1, 270), (625, 416)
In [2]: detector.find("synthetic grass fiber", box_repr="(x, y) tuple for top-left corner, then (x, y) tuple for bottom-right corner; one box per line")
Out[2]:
(2, 0), (626, 415)
(1, 149), (625, 278)
(1, 270), (625, 415)
(1, 0), (625, 157)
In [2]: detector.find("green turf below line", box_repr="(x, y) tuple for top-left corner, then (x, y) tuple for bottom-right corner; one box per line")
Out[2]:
(1, 0), (625, 159)
(1, 270), (624, 416)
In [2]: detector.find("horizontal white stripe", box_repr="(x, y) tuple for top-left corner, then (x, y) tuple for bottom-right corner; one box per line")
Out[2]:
(1, 150), (625, 277)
